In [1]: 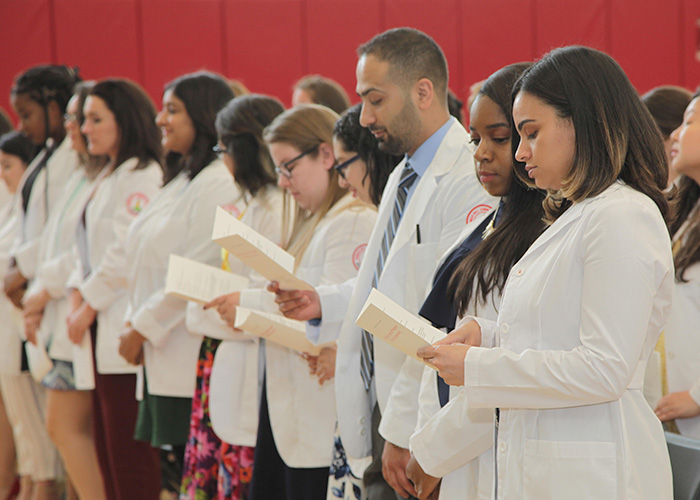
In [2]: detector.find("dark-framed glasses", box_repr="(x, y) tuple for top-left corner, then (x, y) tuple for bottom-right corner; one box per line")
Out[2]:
(64, 112), (79, 124)
(334, 154), (361, 179)
(275, 144), (319, 179)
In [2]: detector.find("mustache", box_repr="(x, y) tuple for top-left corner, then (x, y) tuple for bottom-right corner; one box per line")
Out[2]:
(368, 125), (387, 133)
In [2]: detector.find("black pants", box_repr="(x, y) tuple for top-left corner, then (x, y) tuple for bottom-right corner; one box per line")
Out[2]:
(249, 377), (329, 500)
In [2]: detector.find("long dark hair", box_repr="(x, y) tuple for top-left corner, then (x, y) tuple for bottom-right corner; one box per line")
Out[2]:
(448, 63), (547, 315)
(333, 103), (402, 206)
(512, 46), (670, 224)
(162, 71), (234, 184)
(89, 79), (163, 172)
(71, 81), (109, 179)
(216, 94), (284, 197)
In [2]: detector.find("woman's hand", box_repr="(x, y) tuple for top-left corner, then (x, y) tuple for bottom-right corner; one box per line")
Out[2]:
(204, 292), (241, 329)
(23, 288), (51, 317)
(434, 319), (482, 347)
(417, 344), (471, 386)
(118, 328), (146, 365)
(268, 281), (322, 321)
(24, 313), (43, 345)
(67, 302), (96, 344)
(406, 454), (441, 500)
(4, 264), (27, 306)
(655, 391), (700, 421)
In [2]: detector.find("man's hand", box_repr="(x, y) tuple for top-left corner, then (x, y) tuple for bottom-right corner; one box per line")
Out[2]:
(406, 454), (441, 500)
(268, 281), (322, 321)
(382, 441), (418, 499)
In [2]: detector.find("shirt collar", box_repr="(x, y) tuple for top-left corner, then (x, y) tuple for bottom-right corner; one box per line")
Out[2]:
(405, 117), (453, 178)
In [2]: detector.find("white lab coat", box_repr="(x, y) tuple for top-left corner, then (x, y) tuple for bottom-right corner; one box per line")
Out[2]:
(330, 118), (496, 458)
(125, 160), (237, 398)
(13, 137), (78, 280)
(186, 184), (284, 447)
(27, 168), (96, 360)
(239, 194), (377, 468)
(76, 157), (162, 374)
(0, 195), (23, 375)
(664, 262), (700, 439)
(462, 182), (673, 499)
(411, 212), (496, 500)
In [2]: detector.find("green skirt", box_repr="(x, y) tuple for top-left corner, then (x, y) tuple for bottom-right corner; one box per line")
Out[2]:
(134, 375), (192, 447)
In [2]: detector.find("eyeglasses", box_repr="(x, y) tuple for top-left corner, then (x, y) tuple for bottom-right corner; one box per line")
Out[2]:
(333, 154), (361, 179)
(64, 113), (79, 123)
(212, 143), (228, 159)
(275, 145), (318, 179)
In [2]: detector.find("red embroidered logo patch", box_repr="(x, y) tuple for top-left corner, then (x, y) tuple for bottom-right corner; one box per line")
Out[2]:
(221, 204), (241, 218)
(126, 193), (149, 215)
(466, 204), (492, 224)
(352, 243), (367, 271)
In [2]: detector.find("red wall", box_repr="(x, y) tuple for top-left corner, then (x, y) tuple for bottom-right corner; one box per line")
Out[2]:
(0, 0), (698, 123)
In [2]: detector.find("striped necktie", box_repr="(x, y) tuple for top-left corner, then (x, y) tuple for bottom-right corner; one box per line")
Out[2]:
(360, 163), (418, 390)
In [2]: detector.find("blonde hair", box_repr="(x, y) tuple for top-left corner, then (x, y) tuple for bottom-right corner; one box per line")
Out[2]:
(263, 104), (350, 264)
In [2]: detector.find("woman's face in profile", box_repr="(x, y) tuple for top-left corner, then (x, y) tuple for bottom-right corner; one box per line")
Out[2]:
(332, 136), (371, 204)
(513, 91), (575, 192)
(670, 97), (700, 182)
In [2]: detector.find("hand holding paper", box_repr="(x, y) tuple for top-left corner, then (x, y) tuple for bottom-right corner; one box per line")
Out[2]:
(211, 207), (313, 291)
(234, 306), (323, 355)
(355, 288), (446, 370)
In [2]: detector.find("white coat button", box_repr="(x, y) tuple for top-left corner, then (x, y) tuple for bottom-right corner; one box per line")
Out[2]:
(359, 416), (366, 425)
(500, 323), (509, 335)
(499, 442), (507, 453)
(360, 428), (366, 436)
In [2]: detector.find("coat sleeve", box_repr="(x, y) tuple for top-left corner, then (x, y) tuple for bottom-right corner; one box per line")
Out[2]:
(464, 199), (674, 409)
(379, 168), (495, 448)
(80, 165), (162, 311)
(130, 172), (235, 350)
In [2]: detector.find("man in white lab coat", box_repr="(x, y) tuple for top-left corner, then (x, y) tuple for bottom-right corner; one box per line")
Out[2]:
(275, 28), (494, 498)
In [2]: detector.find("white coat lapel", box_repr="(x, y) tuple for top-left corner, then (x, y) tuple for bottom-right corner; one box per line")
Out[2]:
(520, 199), (586, 260)
(383, 121), (467, 269)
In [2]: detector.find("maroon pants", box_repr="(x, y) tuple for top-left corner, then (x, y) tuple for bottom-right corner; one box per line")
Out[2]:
(91, 324), (161, 500)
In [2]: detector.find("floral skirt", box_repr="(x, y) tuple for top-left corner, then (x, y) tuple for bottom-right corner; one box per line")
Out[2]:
(180, 337), (254, 500)
(328, 425), (364, 500)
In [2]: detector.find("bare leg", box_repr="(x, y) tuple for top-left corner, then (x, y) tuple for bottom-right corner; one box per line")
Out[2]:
(45, 390), (106, 500)
(28, 480), (57, 500)
(0, 388), (17, 499)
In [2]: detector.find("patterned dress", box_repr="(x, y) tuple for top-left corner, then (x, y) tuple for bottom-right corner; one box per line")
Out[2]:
(179, 337), (254, 499)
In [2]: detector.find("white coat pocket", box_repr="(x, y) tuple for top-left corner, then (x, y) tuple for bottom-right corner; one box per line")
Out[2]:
(522, 439), (616, 499)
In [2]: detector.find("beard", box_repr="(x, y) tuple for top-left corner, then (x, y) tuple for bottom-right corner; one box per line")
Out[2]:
(373, 99), (421, 156)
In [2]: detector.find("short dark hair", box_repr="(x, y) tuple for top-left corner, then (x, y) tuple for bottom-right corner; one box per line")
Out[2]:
(642, 85), (693, 139)
(163, 71), (234, 183)
(358, 28), (448, 102)
(513, 46), (669, 223)
(0, 131), (38, 165)
(12, 65), (81, 114)
(89, 79), (163, 172)
(216, 94), (284, 196)
(294, 75), (350, 114)
(333, 103), (401, 206)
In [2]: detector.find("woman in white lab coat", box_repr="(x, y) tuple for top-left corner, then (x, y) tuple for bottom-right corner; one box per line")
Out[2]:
(418, 46), (674, 499)
(113, 72), (235, 470)
(3, 65), (81, 500)
(207, 104), (377, 500)
(654, 91), (700, 438)
(21, 82), (109, 500)
(0, 131), (38, 499)
(67, 78), (163, 500)
(407, 63), (548, 500)
(180, 94), (285, 499)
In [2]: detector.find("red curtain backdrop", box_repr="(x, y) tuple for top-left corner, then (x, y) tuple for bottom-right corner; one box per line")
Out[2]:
(0, 0), (697, 122)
